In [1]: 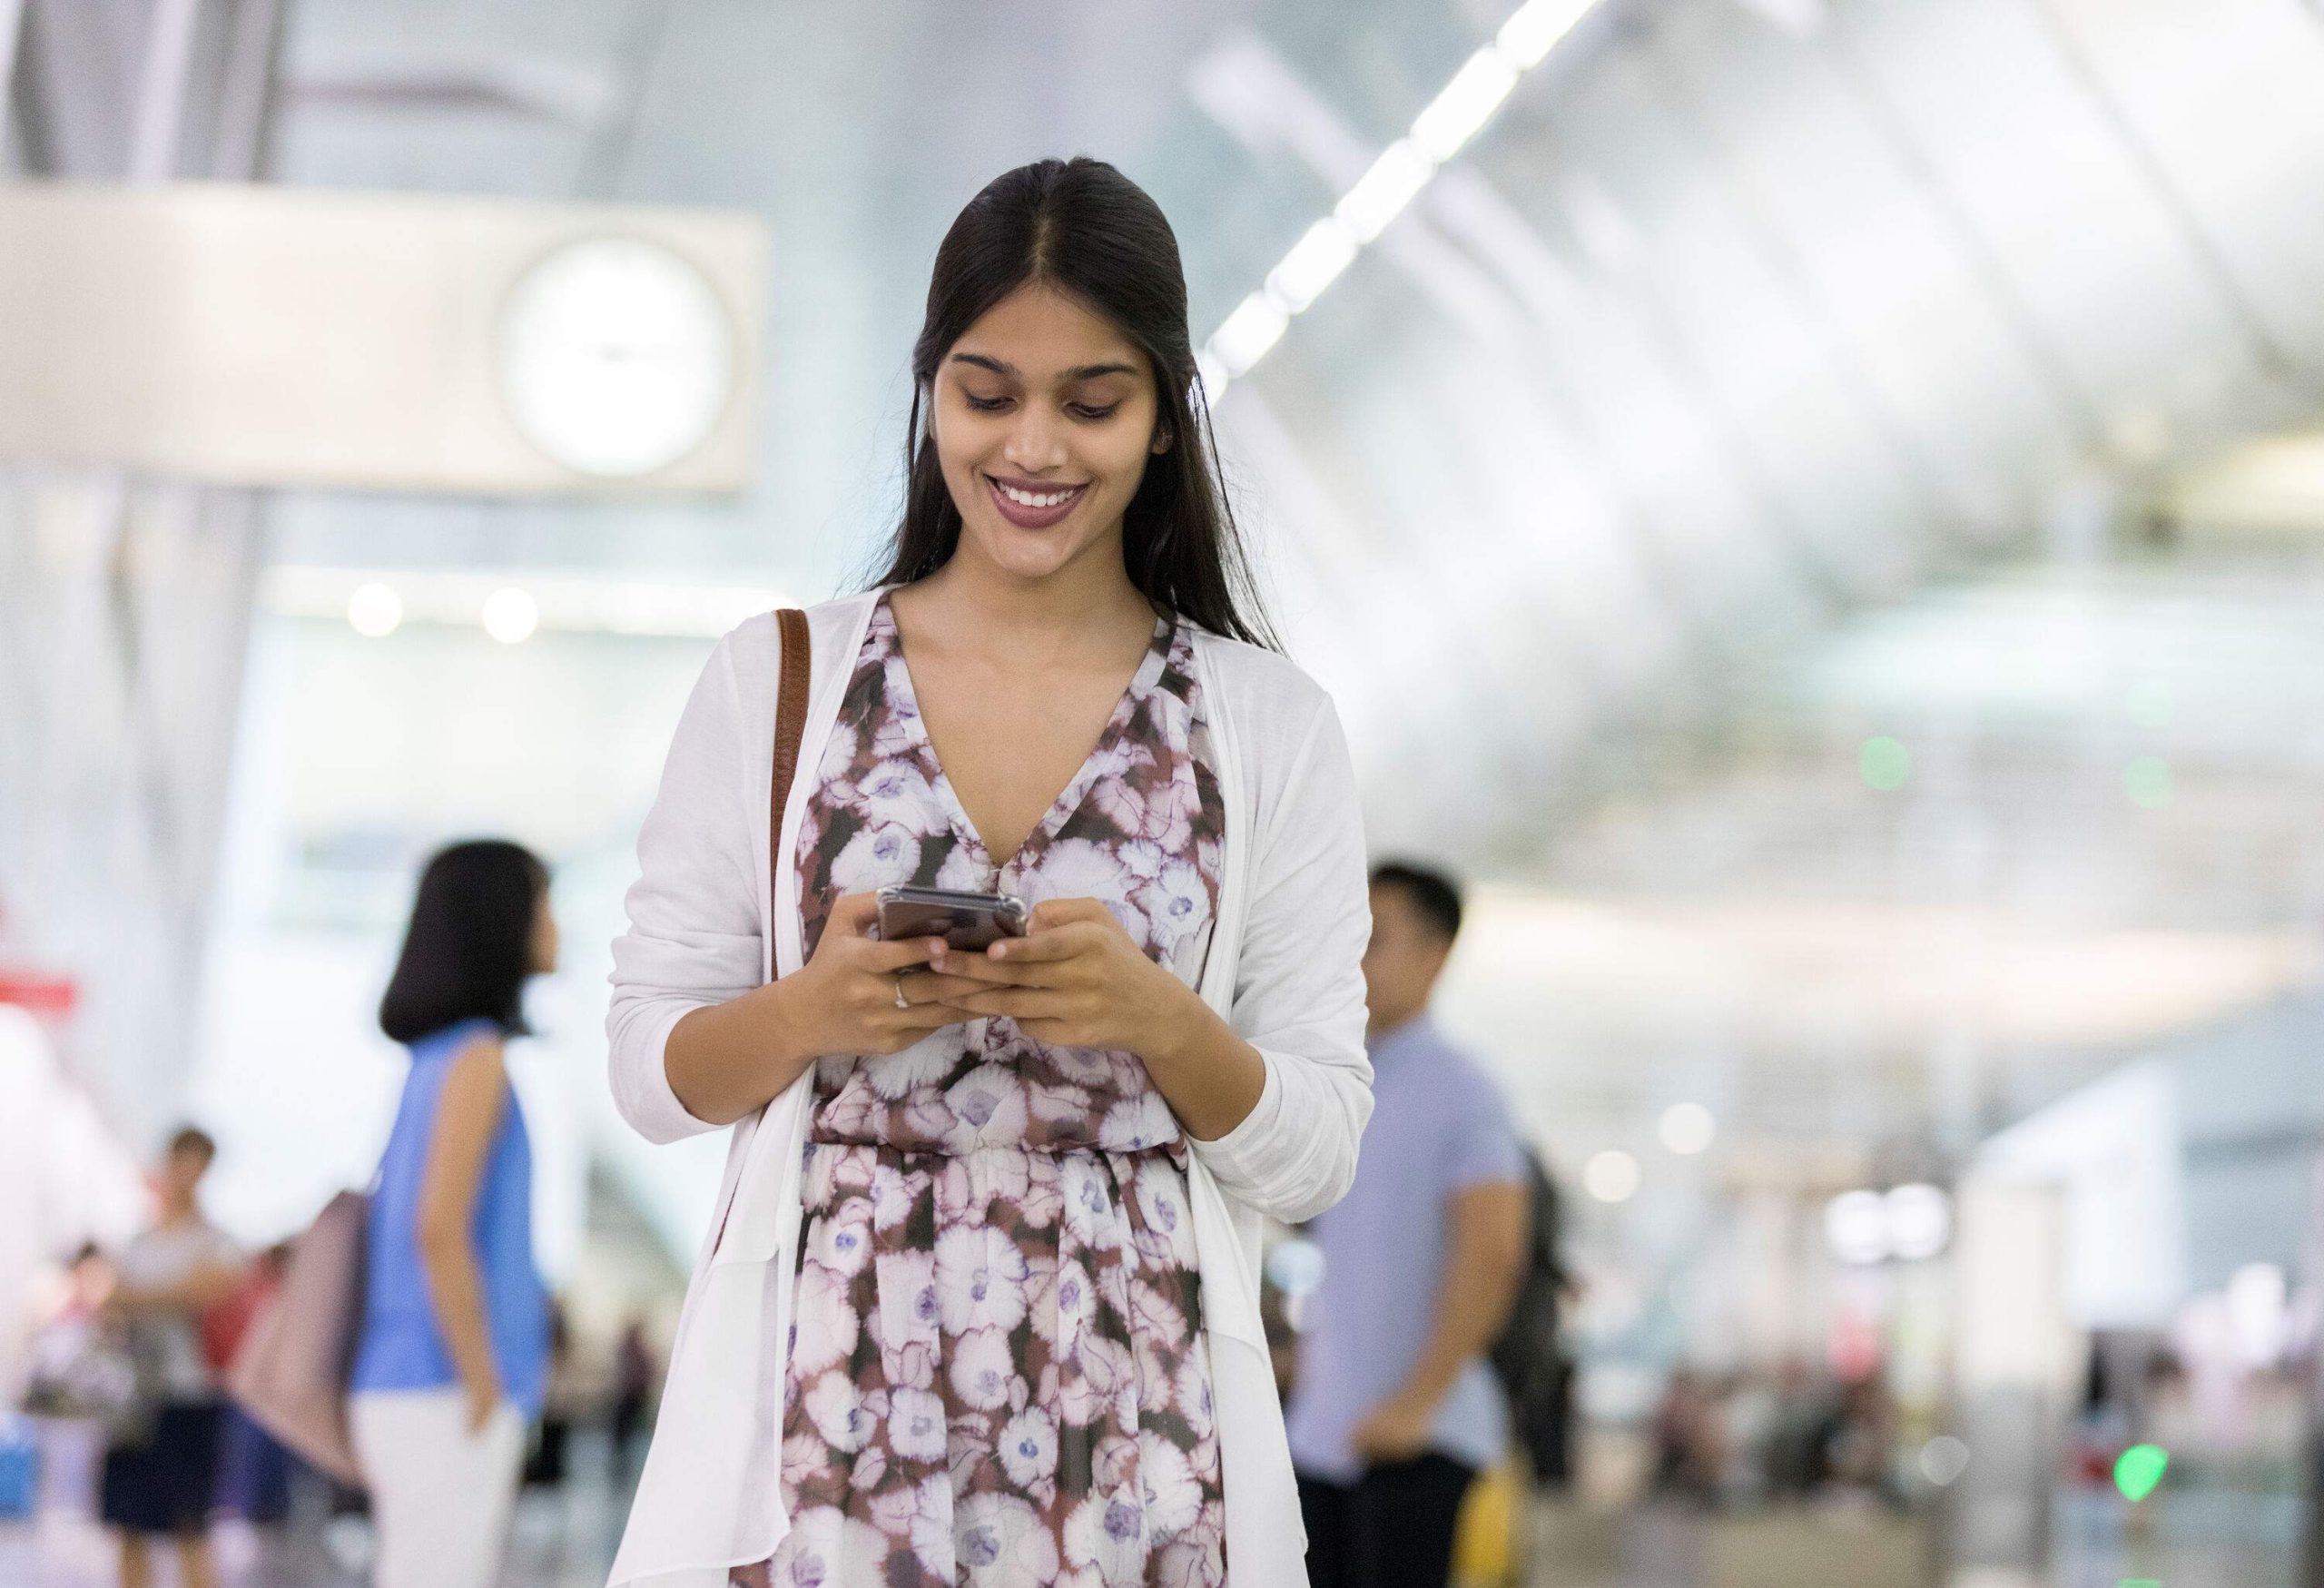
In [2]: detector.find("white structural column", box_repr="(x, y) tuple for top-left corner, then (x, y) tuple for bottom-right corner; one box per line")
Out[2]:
(0, 0), (272, 1145)
(1945, 1179), (2077, 1582)
(0, 2), (25, 154)
(0, 477), (264, 1140)
(2303, 1156), (2324, 1583)
(0, 1006), (150, 1385)
(128, 0), (204, 179)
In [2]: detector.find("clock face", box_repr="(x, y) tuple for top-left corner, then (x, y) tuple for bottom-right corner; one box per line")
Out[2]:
(495, 237), (737, 478)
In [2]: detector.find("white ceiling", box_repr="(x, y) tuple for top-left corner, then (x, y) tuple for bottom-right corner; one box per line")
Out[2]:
(247, 0), (2324, 859)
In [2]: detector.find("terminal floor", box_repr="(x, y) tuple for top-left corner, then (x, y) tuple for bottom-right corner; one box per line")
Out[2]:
(0, 1452), (2297, 1586)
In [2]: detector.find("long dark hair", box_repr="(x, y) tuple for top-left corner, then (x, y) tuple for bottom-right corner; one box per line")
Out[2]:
(379, 840), (547, 1044)
(869, 157), (1275, 648)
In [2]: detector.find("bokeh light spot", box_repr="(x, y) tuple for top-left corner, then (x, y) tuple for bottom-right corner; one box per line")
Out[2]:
(346, 581), (402, 638)
(1658, 1102), (1716, 1156)
(1860, 736), (1910, 791)
(482, 587), (540, 645)
(2113, 1443), (2168, 1502)
(1583, 1149), (1640, 1204)
(1885, 1183), (1952, 1261)
(1265, 1236), (1325, 1299)
(1917, 1435), (1970, 1485)
(1825, 1189), (1888, 1265)
(2124, 756), (2171, 810)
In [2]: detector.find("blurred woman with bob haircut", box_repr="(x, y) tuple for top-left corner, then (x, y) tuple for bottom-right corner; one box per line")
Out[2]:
(350, 839), (555, 1588)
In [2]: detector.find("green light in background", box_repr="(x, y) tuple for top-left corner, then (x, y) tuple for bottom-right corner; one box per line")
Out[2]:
(2118, 1580), (2162, 1588)
(1860, 736), (1910, 791)
(2113, 1443), (2168, 1501)
(2125, 756), (2171, 810)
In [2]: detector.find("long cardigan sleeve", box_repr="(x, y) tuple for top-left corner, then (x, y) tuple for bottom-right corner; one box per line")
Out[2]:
(1186, 678), (1374, 1225)
(606, 626), (769, 1147)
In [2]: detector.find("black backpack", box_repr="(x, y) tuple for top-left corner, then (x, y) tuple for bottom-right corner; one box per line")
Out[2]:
(1489, 1148), (1576, 1487)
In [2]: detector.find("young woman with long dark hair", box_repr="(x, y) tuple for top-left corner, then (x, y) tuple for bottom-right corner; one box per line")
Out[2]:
(351, 839), (556, 1588)
(608, 158), (1373, 1588)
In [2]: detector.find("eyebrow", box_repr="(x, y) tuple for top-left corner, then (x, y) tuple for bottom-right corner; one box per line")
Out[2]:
(949, 352), (1141, 381)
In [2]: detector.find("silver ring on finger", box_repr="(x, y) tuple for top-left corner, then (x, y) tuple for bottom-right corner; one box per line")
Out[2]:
(892, 972), (911, 1011)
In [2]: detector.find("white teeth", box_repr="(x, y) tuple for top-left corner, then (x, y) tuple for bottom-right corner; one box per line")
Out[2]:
(997, 481), (1076, 509)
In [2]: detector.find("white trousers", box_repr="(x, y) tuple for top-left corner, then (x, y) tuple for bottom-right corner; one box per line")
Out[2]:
(350, 1389), (526, 1588)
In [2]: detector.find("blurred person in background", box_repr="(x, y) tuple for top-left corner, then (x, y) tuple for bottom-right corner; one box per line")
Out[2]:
(1288, 863), (1530, 1588)
(1650, 1366), (1720, 1503)
(213, 1244), (299, 1525)
(21, 1241), (115, 1383)
(1763, 1356), (1829, 1497)
(606, 156), (1371, 1587)
(522, 1300), (578, 1491)
(1821, 1375), (1899, 1500)
(1718, 1368), (1781, 1505)
(98, 1126), (244, 1588)
(607, 1315), (655, 1484)
(18, 1244), (117, 1527)
(349, 840), (555, 1588)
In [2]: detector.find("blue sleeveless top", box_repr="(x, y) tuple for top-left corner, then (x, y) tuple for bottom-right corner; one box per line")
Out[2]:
(350, 1020), (549, 1417)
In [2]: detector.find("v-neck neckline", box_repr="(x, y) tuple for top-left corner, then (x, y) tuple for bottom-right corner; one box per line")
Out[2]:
(877, 595), (1174, 878)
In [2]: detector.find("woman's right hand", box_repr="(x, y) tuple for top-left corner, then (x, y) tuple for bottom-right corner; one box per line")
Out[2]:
(667, 893), (985, 1125)
(776, 893), (981, 1060)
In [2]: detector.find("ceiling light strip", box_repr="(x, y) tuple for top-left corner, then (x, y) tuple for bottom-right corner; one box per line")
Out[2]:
(261, 566), (793, 640)
(1196, 0), (1601, 399)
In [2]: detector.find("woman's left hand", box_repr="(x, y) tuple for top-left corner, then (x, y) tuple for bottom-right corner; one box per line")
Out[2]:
(932, 898), (1196, 1058)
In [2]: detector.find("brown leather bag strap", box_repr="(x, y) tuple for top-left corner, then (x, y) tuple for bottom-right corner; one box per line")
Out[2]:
(769, 607), (812, 963)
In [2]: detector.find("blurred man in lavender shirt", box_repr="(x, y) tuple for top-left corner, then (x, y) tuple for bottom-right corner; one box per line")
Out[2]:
(1288, 863), (1531, 1588)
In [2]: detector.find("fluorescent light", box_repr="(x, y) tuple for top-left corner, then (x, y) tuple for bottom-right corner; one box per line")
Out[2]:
(1411, 48), (1521, 163)
(346, 581), (402, 638)
(481, 587), (540, 645)
(1211, 291), (1291, 379)
(1195, 350), (1229, 402)
(1198, 0), (1603, 398)
(1657, 1101), (1717, 1156)
(266, 567), (790, 639)
(1582, 1149), (1640, 1204)
(1497, 0), (1598, 70)
(1334, 140), (1438, 244)
(2229, 1262), (2289, 1366)
(1885, 1183), (1952, 1262)
(1825, 1190), (1889, 1265)
(1265, 217), (1360, 313)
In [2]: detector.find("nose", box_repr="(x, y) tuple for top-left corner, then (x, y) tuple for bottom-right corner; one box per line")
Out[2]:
(1000, 403), (1069, 476)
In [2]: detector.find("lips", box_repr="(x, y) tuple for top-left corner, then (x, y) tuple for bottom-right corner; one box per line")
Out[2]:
(985, 473), (1088, 530)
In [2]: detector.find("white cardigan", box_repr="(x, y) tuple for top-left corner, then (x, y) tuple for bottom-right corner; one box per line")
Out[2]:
(605, 589), (1374, 1587)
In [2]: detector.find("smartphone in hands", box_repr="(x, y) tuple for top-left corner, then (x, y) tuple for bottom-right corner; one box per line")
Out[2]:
(874, 885), (1030, 951)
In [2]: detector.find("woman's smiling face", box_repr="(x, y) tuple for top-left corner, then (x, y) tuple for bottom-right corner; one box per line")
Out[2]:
(931, 281), (1169, 585)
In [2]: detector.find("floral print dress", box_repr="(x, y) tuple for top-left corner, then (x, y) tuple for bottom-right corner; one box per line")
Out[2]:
(749, 597), (1229, 1588)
